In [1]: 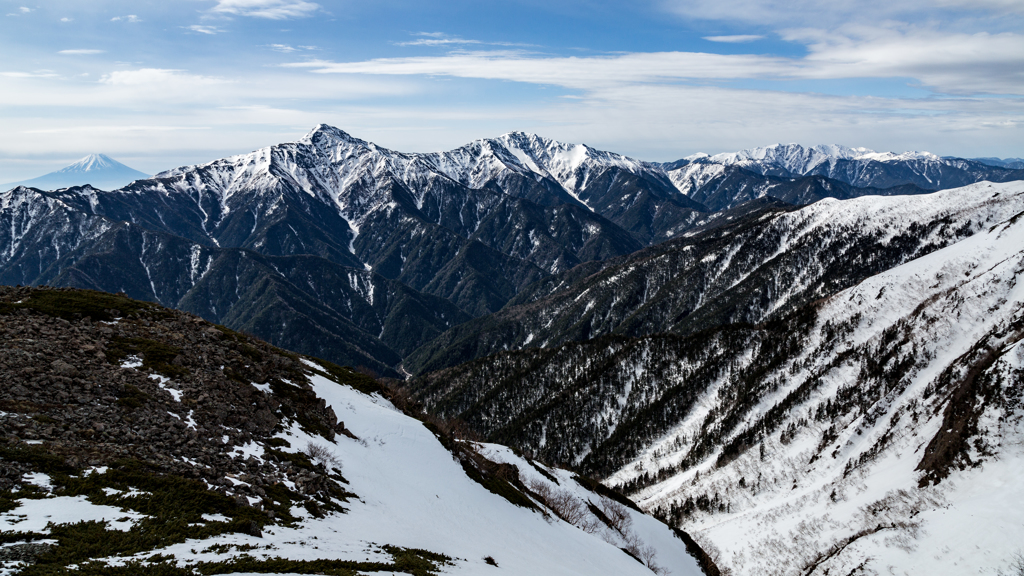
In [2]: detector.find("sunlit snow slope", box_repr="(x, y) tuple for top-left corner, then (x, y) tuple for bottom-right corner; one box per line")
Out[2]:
(617, 186), (1024, 575)
(410, 181), (1024, 575)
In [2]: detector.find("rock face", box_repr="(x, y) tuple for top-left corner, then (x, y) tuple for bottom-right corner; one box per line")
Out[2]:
(0, 285), (349, 511)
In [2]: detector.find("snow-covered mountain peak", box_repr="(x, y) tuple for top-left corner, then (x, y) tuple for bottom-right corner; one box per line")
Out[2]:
(2, 153), (150, 192)
(854, 150), (941, 162)
(300, 123), (377, 154)
(58, 153), (121, 174)
(708, 143), (873, 174)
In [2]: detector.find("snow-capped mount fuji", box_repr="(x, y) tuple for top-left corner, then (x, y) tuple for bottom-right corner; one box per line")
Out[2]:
(1, 153), (150, 191)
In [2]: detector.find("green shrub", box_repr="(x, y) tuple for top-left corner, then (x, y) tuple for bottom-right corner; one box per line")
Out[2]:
(0, 289), (160, 322)
(106, 337), (189, 379)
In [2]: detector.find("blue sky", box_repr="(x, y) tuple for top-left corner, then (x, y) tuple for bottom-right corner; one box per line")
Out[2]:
(1, 0), (1022, 180)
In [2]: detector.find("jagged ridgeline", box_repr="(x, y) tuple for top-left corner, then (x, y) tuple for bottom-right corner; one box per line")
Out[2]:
(406, 181), (1024, 574)
(0, 285), (710, 576)
(3, 126), (1023, 378)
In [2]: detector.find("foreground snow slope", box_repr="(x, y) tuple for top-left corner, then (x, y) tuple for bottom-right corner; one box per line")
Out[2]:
(1, 352), (704, 575)
(280, 367), (703, 576)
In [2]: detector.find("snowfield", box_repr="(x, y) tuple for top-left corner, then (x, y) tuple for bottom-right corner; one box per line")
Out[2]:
(620, 183), (1024, 575)
(1, 360), (704, 576)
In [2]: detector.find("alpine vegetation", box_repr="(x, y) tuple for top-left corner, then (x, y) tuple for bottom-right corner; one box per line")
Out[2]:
(0, 286), (704, 575)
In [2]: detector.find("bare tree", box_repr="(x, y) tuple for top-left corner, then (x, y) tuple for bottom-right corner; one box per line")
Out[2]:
(305, 442), (341, 472)
(598, 498), (633, 534)
(1000, 550), (1024, 576)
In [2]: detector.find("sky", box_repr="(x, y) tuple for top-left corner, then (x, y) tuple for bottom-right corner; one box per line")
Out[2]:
(1, 0), (1023, 180)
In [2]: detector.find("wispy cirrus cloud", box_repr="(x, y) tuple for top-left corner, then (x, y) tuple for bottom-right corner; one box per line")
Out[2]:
(286, 26), (1024, 96)
(660, 0), (1023, 27)
(1, 70), (59, 78)
(703, 35), (764, 43)
(58, 49), (105, 55)
(267, 44), (318, 53)
(209, 0), (320, 20)
(186, 25), (222, 35)
(22, 125), (212, 135)
(395, 32), (537, 48)
(111, 15), (141, 23)
(98, 68), (230, 87)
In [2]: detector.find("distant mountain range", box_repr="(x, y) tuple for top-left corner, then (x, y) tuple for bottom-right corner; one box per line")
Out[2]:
(1, 127), (1022, 376)
(967, 156), (1024, 169)
(2, 153), (150, 191)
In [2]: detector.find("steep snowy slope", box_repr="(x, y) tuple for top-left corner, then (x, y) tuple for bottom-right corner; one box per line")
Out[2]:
(0, 287), (705, 575)
(626, 196), (1024, 575)
(406, 181), (1024, 375)
(406, 182), (1024, 574)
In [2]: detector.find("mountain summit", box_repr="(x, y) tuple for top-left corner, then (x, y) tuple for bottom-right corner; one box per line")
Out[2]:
(2, 153), (150, 191)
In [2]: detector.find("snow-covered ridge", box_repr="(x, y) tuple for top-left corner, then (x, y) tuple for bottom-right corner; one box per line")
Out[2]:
(701, 143), (939, 170)
(613, 181), (1024, 574)
(708, 143), (874, 172)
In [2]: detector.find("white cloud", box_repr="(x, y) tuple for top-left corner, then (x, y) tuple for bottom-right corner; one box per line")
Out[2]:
(791, 27), (1024, 95)
(395, 32), (536, 48)
(1, 71), (59, 78)
(58, 49), (105, 55)
(284, 51), (794, 90)
(267, 44), (320, 53)
(660, 0), (1019, 26)
(703, 35), (764, 43)
(111, 15), (141, 23)
(210, 0), (320, 20)
(396, 38), (483, 47)
(19, 7), (30, 13)
(60, 17), (72, 23)
(99, 68), (229, 87)
(187, 25), (222, 35)
(286, 26), (1024, 97)
(22, 125), (212, 135)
